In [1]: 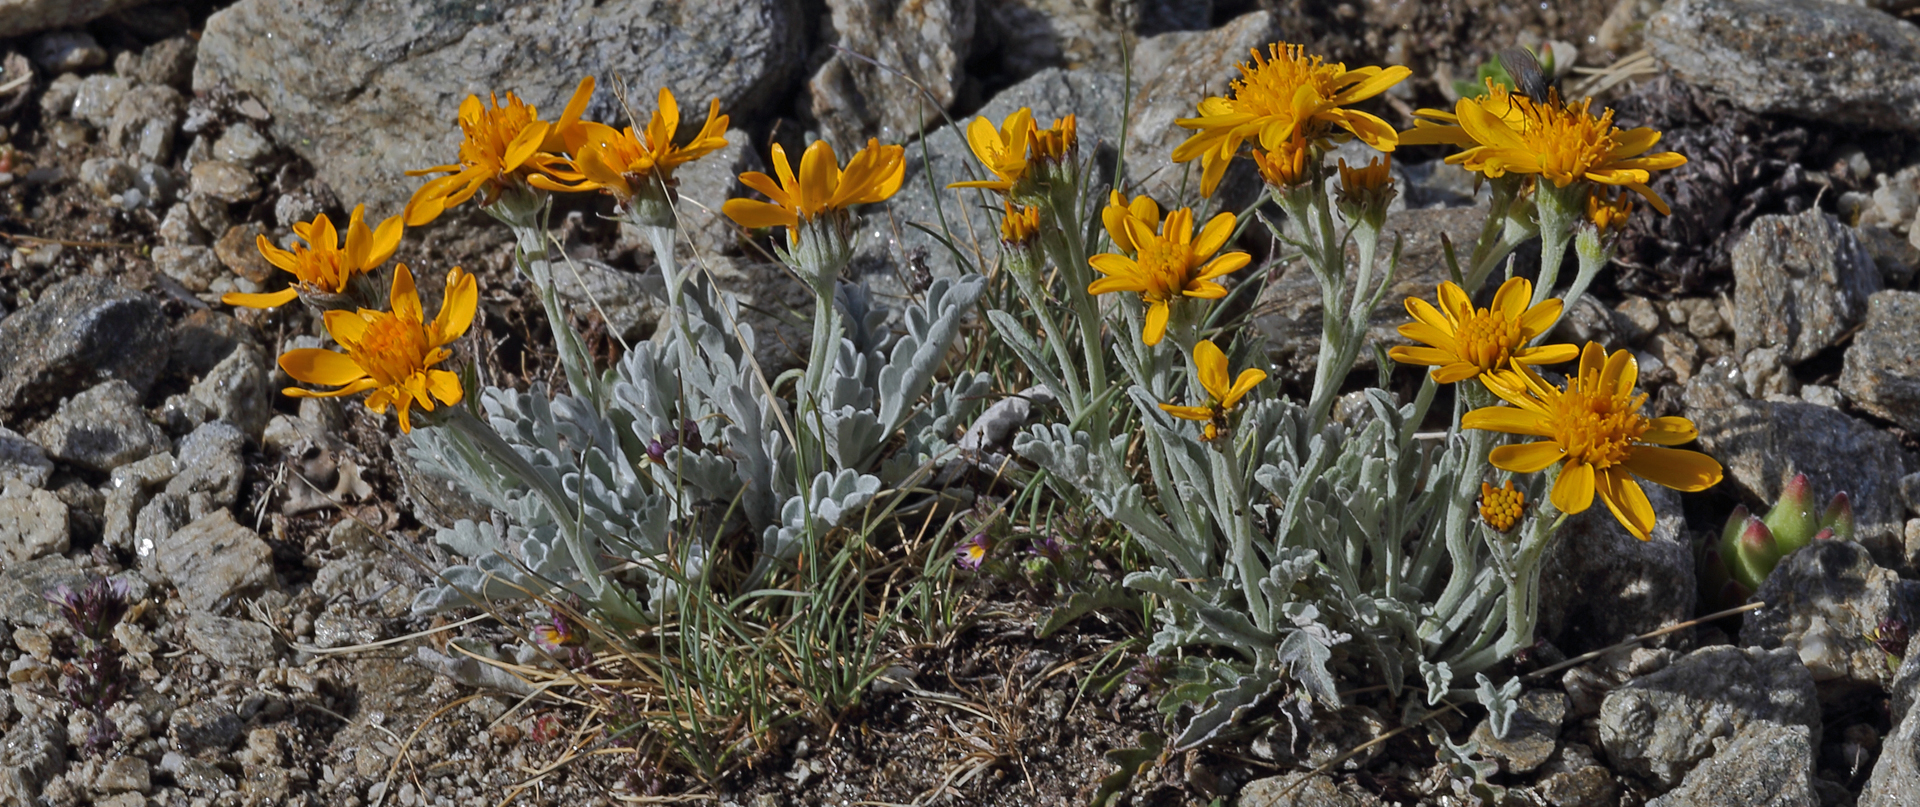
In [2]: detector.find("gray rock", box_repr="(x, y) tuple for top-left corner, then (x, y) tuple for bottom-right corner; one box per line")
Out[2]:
(28, 30), (105, 72)
(852, 64), (1123, 294)
(166, 421), (247, 510)
(159, 201), (206, 247)
(0, 718), (65, 805)
(0, 555), (147, 628)
(214, 222), (275, 285)
(1842, 291), (1920, 432)
(1864, 641), (1920, 807)
(187, 159), (259, 204)
(1731, 209), (1880, 365)
(1648, 0), (1920, 131)
(1645, 722), (1816, 807)
(1598, 645), (1820, 788)
(152, 244), (225, 292)
(0, 426), (54, 487)
(0, 482), (69, 563)
(105, 83), (184, 163)
(1237, 772), (1359, 807)
(69, 73), (132, 127)
(1685, 381), (1917, 566)
(1120, 10), (1279, 209)
(152, 509), (276, 613)
(1741, 540), (1920, 690)
(1256, 205), (1486, 385)
(134, 493), (187, 561)
(102, 452), (178, 553)
(551, 257), (661, 345)
(1538, 483), (1695, 653)
(79, 155), (136, 198)
(809, 0), (977, 146)
(0, 275), (168, 415)
(212, 121), (274, 167)
(115, 36), (197, 90)
(167, 309), (253, 379)
(1469, 690), (1568, 775)
(1859, 223), (1920, 286)
(167, 700), (242, 754)
(184, 612), (282, 668)
(0, 0), (147, 37)
(186, 344), (271, 439)
(978, 0), (1127, 74)
(29, 380), (169, 473)
(192, 0), (806, 212)
(311, 611), (380, 649)
(95, 755), (150, 794)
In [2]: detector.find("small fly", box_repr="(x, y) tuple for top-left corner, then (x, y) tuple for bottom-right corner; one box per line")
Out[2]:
(1498, 46), (1552, 104)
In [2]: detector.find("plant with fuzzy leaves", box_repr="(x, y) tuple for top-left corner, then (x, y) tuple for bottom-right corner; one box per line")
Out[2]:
(1699, 473), (1855, 611)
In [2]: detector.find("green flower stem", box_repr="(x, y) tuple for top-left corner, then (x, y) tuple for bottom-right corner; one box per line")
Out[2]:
(1008, 267), (1087, 411)
(1542, 226), (1610, 338)
(1211, 436), (1268, 631)
(1530, 182), (1584, 307)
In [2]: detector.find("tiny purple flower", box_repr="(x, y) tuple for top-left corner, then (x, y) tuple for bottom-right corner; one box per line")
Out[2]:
(1028, 534), (1068, 563)
(954, 533), (993, 570)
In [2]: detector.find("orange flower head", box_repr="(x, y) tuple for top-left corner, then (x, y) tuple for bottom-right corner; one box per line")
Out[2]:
(948, 108), (1036, 194)
(722, 138), (905, 243)
(1387, 277), (1579, 384)
(1409, 86), (1686, 214)
(1480, 480), (1525, 532)
(531, 87), (729, 203)
(403, 77), (597, 226)
(278, 264), (478, 433)
(1464, 343), (1723, 540)
(1172, 44), (1411, 197)
(1001, 202), (1041, 246)
(1587, 188), (1635, 233)
(1030, 115), (1078, 165)
(1250, 131), (1314, 189)
(1088, 208), (1249, 345)
(224, 205), (403, 309)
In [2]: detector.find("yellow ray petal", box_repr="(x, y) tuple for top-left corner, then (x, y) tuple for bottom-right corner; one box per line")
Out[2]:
(1193, 340), (1230, 402)
(1621, 446), (1723, 492)
(280, 348), (369, 386)
(1463, 405), (1554, 437)
(1488, 440), (1563, 473)
(1641, 416), (1699, 445)
(222, 288), (300, 309)
(1597, 468), (1656, 541)
(1552, 461), (1596, 514)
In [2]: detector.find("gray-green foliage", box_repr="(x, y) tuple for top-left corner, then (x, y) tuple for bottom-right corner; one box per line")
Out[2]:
(409, 256), (989, 619)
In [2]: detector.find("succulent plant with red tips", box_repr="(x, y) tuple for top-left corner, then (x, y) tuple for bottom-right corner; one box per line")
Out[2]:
(1699, 473), (1854, 611)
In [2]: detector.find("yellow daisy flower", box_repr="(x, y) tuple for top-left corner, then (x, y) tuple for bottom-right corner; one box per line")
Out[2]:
(1171, 44), (1412, 197)
(278, 264), (478, 433)
(948, 108), (1035, 193)
(1387, 277), (1579, 384)
(1463, 343), (1723, 540)
(721, 138), (906, 241)
(223, 205), (402, 309)
(403, 77), (597, 226)
(1088, 208), (1249, 346)
(1159, 339), (1267, 442)
(530, 88), (729, 202)
(1422, 89), (1686, 214)
(1100, 190), (1161, 254)
(1479, 480), (1524, 532)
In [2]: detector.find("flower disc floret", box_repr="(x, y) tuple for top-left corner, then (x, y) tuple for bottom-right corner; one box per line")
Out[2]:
(722, 138), (906, 242)
(1001, 202), (1041, 245)
(224, 205), (402, 309)
(1587, 188), (1634, 233)
(404, 77), (596, 226)
(1388, 277), (1579, 384)
(1088, 208), (1249, 345)
(278, 264), (478, 433)
(1463, 342), (1724, 540)
(1172, 44), (1412, 197)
